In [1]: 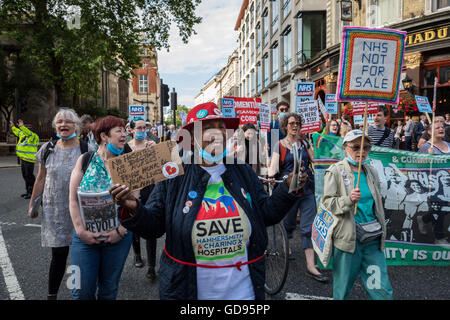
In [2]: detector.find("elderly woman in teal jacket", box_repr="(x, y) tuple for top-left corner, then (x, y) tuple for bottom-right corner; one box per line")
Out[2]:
(321, 129), (393, 300)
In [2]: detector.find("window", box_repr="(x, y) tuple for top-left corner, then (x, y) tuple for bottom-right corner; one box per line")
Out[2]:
(256, 23), (261, 53)
(250, 3), (254, 28)
(139, 74), (148, 94)
(257, 63), (262, 92)
(282, 0), (291, 19)
(251, 70), (256, 96)
(263, 9), (269, 46)
(297, 11), (326, 62)
(433, 0), (450, 11)
(367, 0), (401, 27)
(271, 42), (279, 81)
(282, 26), (292, 72)
(251, 35), (255, 64)
(271, 0), (279, 34)
(263, 53), (269, 87)
(256, 0), (261, 15)
(246, 15), (250, 39)
(246, 44), (250, 70)
(246, 75), (250, 97)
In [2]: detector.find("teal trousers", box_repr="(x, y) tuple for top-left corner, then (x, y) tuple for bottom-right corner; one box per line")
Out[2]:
(332, 240), (393, 300)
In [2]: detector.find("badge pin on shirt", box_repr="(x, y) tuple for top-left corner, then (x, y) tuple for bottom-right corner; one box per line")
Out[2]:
(343, 178), (350, 186)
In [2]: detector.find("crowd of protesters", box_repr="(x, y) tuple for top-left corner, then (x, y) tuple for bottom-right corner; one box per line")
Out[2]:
(13, 101), (449, 301)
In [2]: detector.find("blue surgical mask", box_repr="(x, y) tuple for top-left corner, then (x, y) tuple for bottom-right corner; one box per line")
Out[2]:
(135, 131), (146, 140)
(56, 133), (76, 140)
(346, 156), (369, 166)
(329, 131), (337, 136)
(106, 143), (124, 156)
(278, 112), (287, 119)
(194, 139), (228, 163)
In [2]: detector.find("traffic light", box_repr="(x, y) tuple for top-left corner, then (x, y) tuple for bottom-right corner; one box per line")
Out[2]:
(161, 82), (169, 107)
(170, 88), (177, 110)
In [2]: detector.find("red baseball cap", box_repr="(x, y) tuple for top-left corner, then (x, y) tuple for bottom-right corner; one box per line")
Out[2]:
(177, 102), (240, 143)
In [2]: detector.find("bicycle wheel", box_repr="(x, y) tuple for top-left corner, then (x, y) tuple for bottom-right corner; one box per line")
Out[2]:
(264, 223), (289, 295)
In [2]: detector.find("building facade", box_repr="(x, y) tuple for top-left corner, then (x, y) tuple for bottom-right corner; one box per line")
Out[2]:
(129, 47), (160, 124)
(234, 0), (450, 116)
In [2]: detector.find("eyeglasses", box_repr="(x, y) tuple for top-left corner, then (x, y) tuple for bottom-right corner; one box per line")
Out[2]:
(348, 145), (371, 152)
(134, 126), (147, 131)
(55, 119), (75, 125)
(288, 121), (301, 127)
(279, 108), (289, 112)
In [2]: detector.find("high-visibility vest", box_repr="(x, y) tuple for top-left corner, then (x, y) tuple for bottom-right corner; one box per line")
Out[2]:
(11, 125), (39, 163)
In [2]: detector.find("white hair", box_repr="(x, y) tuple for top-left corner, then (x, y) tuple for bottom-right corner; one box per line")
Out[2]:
(52, 108), (81, 135)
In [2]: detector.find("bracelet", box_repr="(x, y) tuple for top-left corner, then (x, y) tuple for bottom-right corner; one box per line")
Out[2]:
(115, 227), (124, 239)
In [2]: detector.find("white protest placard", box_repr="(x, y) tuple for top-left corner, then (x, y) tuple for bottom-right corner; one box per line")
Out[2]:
(353, 114), (375, 125)
(318, 98), (329, 121)
(296, 100), (321, 134)
(259, 103), (271, 132)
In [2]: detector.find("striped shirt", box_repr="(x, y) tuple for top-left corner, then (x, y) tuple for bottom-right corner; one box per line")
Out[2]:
(368, 125), (394, 148)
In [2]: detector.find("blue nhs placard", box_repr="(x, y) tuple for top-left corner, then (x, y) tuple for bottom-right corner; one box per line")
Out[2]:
(415, 95), (432, 113)
(129, 105), (146, 122)
(221, 98), (235, 117)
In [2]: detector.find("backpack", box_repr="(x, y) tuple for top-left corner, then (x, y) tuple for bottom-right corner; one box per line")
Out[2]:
(42, 138), (89, 165)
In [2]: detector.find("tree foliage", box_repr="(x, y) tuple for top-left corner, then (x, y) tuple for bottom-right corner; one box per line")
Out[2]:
(0, 0), (202, 105)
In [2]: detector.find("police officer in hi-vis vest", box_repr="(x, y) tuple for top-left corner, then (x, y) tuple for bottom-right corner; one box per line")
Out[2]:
(10, 119), (39, 199)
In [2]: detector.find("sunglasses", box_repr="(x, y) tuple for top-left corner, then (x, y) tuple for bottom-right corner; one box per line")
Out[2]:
(348, 144), (371, 152)
(279, 108), (289, 112)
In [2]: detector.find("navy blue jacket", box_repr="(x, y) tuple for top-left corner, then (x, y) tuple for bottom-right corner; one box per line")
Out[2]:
(120, 161), (298, 300)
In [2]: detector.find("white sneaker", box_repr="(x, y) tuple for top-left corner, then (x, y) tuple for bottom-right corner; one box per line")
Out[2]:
(434, 238), (450, 245)
(417, 215), (427, 234)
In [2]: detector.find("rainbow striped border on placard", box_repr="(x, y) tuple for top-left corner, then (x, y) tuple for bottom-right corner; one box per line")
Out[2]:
(336, 27), (406, 104)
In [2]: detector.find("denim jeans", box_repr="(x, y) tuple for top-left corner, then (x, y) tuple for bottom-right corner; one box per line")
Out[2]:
(70, 231), (132, 300)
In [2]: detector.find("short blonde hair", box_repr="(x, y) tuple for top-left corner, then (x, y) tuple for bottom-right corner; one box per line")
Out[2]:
(52, 108), (81, 135)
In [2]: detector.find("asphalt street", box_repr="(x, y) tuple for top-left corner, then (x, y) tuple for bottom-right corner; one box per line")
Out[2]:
(0, 164), (449, 300)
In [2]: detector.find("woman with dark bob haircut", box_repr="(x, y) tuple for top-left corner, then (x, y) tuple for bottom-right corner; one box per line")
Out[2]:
(69, 115), (132, 300)
(268, 112), (328, 282)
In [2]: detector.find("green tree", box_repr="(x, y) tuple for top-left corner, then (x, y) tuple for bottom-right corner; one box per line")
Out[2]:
(0, 0), (202, 106)
(164, 105), (191, 127)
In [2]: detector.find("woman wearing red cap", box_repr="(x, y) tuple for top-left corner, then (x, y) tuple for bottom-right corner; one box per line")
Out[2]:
(110, 102), (307, 300)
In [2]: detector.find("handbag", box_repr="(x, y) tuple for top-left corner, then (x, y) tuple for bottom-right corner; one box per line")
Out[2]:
(355, 220), (383, 243)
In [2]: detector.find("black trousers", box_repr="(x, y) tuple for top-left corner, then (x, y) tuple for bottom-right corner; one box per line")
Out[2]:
(20, 159), (35, 193)
(132, 234), (157, 267)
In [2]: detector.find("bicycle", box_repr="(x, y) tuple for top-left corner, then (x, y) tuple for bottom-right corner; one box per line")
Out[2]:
(258, 176), (290, 295)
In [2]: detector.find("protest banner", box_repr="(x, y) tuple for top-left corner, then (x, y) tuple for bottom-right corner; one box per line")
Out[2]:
(108, 140), (184, 191)
(317, 97), (329, 121)
(325, 94), (338, 114)
(415, 95), (432, 113)
(296, 82), (315, 101)
(353, 114), (375, 125)
(313, 133), (450, 267)
(336, 27), (406, 104)
(351, 102), (380, 115)
(129, 105), (146, 122)
(224, 97), (261, 125)
(296, 100), (321, 134)
(259, 103), (271, 132)
(221, 98), (236, 117)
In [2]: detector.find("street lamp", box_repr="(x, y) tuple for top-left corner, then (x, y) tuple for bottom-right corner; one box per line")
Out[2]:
(402, 75), (414, 93)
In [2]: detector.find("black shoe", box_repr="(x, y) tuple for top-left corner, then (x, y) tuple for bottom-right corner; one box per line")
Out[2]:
(305, 270), (329, 283)
(134, 255), (144, 268)
(146, 267), (156, 281)
(20, 193), (28, 198)
(23, 193), (32, 199)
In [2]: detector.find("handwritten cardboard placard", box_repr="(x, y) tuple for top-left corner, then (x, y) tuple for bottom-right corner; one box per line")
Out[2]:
(259, 103), (271, 132)
(108, 140), (184, 191)
(336, 27), (406, 104)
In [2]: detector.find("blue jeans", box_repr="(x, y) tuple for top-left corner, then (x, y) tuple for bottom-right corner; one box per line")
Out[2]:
(70, 231), (132, 300)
